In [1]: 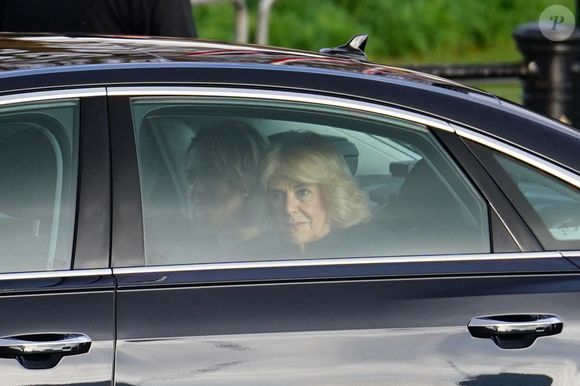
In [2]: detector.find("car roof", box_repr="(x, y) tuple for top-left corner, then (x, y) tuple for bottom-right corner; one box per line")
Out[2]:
(0, 33), (489, 95)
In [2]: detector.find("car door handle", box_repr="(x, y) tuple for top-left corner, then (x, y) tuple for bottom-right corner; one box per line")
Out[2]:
(0, 333), (91, 369)
(468, 314), (563, 349)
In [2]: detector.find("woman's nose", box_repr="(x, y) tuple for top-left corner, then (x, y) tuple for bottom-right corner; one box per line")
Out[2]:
(285, 193), (299, 214)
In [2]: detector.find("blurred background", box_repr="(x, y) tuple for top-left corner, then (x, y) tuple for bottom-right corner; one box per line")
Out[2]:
(191, 0), (577, 104)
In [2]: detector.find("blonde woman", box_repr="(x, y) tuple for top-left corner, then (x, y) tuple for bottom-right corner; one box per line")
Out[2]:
(261, 131), (371, 258)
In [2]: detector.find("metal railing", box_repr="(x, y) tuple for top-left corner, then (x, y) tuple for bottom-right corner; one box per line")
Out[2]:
(407, 25), (580, 128)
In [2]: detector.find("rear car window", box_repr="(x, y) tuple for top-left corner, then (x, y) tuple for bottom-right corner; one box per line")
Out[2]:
(131, 97), (490, 265)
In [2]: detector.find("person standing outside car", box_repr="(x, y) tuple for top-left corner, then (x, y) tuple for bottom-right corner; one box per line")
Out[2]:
(0, 0), (197, 37)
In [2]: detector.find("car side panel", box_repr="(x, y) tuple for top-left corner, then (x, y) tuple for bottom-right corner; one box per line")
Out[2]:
(114, 263), (580, 385)
(0, 273), (115, 385)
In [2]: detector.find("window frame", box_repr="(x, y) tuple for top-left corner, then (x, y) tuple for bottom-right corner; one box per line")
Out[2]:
(0, 88), (109, 273)
(108, 86), (570, 277)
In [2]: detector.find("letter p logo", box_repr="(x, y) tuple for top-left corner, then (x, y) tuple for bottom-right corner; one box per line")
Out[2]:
(540, 5), (576, 41)
(550, 15), (565, 30)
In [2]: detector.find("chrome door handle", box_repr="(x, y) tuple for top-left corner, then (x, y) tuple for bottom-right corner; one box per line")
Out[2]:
(0, 333), (91, 369)
(468, 314), (563, 349)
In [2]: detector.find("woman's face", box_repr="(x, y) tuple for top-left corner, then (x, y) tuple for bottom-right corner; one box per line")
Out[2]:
(268, 176), (331, 251)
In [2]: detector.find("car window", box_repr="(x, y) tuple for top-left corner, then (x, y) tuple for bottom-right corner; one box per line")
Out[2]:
(488, 151), (580, 250)
(131, 97), (490, 265)
(0, 100), (79, 273)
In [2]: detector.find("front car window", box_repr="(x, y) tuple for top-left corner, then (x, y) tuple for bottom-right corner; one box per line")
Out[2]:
(131, 97), (490, 266)
(0, 100), (79, 273)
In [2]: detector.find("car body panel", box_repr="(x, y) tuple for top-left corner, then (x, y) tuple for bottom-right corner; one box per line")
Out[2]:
(0, 271), (115, 385)
(114, 267), (580, 385)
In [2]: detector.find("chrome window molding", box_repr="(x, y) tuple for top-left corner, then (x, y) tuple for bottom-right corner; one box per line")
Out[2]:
(562, 251), (580, 258)
(0, 268), (112, 281)
(0, 88), (106, 106)
(106, 86), (454, 133)
(489, 203), (524, 251)
(453, 124), (580, 189)
(113, 252), (562, 275)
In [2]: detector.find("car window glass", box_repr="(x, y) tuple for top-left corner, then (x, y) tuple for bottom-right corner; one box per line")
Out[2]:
(0, 100), (79, 273)
(131, 97), (490, 265)
(492, 151), (580, 250)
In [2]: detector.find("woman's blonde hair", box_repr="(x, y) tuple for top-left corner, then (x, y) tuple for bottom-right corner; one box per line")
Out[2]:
(262, 131), (370, 228)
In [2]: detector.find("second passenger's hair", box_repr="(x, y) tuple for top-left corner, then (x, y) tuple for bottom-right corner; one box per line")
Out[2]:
(187, 120), (266, 196)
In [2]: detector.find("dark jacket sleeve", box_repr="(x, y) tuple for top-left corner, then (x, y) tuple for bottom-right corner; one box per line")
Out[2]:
(148, 0), (197, 38)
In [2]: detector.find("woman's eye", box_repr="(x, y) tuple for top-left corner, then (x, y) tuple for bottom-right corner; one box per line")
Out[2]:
(296, 188), (311, 199)
(269, 191), (283, 203)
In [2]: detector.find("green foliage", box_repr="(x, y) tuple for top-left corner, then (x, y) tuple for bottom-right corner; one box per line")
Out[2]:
(193, 0), (576, 64)
(267, 0), (361, 51)
(192, 2), (236, 42)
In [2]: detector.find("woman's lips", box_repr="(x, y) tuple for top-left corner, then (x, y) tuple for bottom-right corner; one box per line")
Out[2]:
(288, 221), (309, 230)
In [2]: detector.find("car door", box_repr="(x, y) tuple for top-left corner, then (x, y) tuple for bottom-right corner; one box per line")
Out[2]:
(109, 87), (580, 386)
(0, 89), (114, 385)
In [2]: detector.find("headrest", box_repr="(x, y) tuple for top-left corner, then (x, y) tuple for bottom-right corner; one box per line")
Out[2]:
(268, 133), (359, 175)
(327, 135), (359, 175)
(0, 126), (56, 219)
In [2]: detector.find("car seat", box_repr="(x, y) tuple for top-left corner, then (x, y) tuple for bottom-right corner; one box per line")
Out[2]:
(378, 159), (469, 254)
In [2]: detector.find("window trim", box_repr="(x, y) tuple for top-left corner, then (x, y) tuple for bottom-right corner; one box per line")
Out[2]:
(107, 86), (454, 133)
(0, 88), (106, 106)
(0, 268), (111, 281)
(112, 252), (562, 275)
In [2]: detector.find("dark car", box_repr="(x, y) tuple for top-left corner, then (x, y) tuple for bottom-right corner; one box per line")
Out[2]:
(0, 33), (579, 386)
